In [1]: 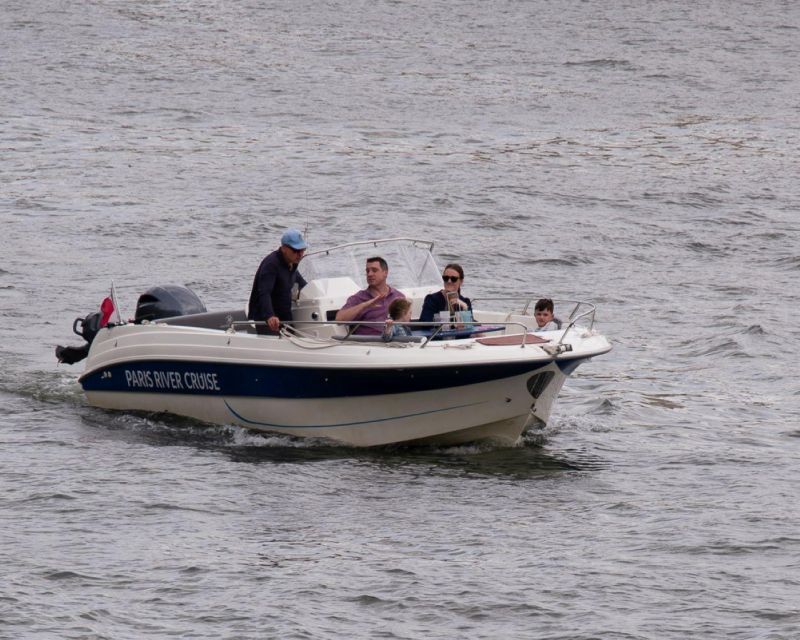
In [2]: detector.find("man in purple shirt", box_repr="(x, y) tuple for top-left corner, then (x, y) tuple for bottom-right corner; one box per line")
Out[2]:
(335, 256), (406, 335)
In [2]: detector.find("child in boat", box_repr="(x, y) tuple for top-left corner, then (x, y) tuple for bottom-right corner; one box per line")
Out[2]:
(383, 298), (413, 341)
(534, 298), (562, 331)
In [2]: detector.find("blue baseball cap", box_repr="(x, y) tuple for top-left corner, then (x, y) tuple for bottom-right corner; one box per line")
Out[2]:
(281, 228), (307, 250)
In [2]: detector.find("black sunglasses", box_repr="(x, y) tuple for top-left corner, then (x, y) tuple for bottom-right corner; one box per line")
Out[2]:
(442, 275), (460, 283)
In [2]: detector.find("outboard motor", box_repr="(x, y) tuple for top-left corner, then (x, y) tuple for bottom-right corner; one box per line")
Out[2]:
(55, 310), (106, 365)
(56, 285), (206, 365)
(134, 285), (206, 323)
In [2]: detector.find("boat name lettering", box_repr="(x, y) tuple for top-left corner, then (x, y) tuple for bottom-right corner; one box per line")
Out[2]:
(123, 369), (220, 392)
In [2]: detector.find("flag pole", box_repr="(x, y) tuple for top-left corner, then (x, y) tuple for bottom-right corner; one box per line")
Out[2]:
(110, 281), (122, 325)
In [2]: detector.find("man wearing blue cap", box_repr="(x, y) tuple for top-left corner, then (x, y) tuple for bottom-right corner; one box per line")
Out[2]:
(247, 229), (308, 335)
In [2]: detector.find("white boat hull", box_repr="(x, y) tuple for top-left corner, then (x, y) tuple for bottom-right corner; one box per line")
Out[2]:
(78, 323), (602, 447)
(85, 368), (564, 447)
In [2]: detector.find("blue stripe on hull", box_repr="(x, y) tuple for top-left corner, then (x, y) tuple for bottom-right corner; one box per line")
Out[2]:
(80, 359), (562, 399)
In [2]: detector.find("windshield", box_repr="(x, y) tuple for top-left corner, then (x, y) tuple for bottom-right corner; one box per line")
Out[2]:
(302, 238), (442, 289)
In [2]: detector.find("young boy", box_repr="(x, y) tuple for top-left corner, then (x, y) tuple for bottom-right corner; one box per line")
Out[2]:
(534, 298), (562, 331)
(383, 298), (413, 341)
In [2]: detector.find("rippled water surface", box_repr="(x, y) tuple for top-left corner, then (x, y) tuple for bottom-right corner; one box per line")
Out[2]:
(2, 1), (800, 638)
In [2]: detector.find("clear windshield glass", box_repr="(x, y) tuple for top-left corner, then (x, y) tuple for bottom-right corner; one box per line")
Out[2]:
(302, 238), (441, 289)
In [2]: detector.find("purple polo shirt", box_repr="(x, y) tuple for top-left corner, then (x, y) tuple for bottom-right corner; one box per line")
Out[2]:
(341, 286), (406, 335)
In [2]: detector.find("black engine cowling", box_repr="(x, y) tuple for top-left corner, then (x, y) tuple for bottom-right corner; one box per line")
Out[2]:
(55, 311), (104, 364)
(74, 310), (104, 343)
(134, 285), (206, 323)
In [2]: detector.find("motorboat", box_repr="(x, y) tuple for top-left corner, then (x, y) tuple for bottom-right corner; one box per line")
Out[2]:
(56, 238), (612, 447)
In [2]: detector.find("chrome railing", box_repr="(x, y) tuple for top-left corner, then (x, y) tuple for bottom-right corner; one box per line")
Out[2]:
(231, 319), (546, 349)
(469, 297), (597, 346)
(303, 237), (435, 259)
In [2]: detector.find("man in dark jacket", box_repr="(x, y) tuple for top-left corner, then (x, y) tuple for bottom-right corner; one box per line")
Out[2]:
(247, 229), (308, 335)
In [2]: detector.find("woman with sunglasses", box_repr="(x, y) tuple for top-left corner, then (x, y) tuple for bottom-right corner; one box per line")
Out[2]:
(419, 263), (472, 324)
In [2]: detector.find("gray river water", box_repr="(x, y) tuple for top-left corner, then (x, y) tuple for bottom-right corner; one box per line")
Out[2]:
(2, 1), (799, 638)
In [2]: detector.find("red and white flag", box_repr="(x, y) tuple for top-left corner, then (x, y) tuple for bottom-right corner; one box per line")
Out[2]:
(99, 296), (115, 327)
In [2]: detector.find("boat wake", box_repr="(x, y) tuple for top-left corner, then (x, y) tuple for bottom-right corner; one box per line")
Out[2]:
(0, 368), (86, 406)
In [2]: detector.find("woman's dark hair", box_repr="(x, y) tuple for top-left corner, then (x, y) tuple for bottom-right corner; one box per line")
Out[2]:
(443, 263), (465, 280)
